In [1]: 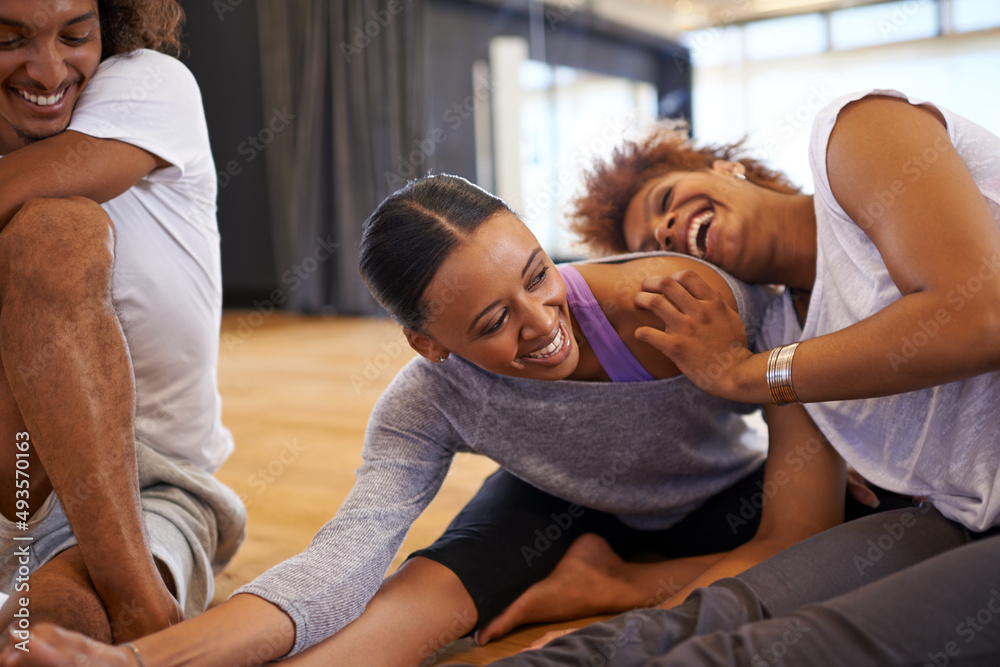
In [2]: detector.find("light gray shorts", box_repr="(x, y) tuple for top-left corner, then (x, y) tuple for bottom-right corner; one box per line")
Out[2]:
(0, 440), (246, 617)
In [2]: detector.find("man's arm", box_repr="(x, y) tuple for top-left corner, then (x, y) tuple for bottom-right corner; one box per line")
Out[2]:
(0, 130), (166, 229)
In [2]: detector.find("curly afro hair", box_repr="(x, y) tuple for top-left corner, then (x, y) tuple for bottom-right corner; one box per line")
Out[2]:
(568, 119), (801, 256)
(97, 0), (185, 60)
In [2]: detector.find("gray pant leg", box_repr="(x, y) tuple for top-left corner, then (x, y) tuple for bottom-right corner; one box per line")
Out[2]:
(664, 533), (1000, 667)
(476, 506), (968, 667)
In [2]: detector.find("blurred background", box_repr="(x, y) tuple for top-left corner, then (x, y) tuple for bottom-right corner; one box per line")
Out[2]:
(177, 0), (1000, 315)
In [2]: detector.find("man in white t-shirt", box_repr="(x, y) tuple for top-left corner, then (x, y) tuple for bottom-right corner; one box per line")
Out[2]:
(0, 0), (243, 643)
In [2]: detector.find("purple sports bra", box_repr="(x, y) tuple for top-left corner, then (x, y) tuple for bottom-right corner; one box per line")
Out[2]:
(558, 264), (654, 383)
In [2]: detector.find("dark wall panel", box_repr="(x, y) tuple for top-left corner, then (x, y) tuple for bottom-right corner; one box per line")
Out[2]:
(174, 0), (688, 306)
(179, 0), (277, 305)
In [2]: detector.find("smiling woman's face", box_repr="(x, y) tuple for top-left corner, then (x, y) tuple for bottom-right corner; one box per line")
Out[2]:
(0, 0), (102, 154)
(623, 161), (761, 279)
(415, 210), (580, 381)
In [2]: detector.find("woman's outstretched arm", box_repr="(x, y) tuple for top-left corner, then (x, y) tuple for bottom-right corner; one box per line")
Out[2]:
(0, 360), (468, 666)
(635, 96), (1000, 404)
(1, 556), (482, 667)
(0, 594), (294, 666)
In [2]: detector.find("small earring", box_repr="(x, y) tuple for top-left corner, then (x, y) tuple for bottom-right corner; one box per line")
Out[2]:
(437, 356), (446, 363)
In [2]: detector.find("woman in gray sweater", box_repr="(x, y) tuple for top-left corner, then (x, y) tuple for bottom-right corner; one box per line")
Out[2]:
(2, 175), (953, 667)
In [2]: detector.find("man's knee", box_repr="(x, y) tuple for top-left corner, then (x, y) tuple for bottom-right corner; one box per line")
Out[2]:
(1, 197), (116, 298)
(0, 546), (112, 643)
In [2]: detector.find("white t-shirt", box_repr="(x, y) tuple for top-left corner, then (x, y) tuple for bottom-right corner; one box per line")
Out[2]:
(764, 89), (1000, 532)
(67, 49), (233, 472)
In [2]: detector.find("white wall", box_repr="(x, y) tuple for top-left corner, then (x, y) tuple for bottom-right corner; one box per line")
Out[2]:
(691, 27), (1000, 191)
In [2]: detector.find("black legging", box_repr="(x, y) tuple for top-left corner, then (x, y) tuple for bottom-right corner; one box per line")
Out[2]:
(411, 465), (905, 631)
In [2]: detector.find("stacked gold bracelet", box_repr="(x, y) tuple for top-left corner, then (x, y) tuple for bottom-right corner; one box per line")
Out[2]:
(766, 342), (801, 406)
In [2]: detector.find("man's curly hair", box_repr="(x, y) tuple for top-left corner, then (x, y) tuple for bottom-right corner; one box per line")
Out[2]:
(97, 0), (185, 61)
(569, 119), (801, 256)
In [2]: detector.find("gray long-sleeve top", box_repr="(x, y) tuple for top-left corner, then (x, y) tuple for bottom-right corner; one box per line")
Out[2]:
(237, 256), (773, 656)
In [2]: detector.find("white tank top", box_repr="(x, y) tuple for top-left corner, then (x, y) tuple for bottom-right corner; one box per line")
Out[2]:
(796, 89), (1000, 531)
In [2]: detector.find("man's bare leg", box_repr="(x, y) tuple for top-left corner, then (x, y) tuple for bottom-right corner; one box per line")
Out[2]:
(0, 548), (114, 641)
(284, 557), (479, 667)
(0, 197), (180, 641)
(0, 544), (181, 642)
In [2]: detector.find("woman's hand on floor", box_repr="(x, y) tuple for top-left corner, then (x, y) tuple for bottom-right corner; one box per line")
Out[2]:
(0, 624), (130, 667)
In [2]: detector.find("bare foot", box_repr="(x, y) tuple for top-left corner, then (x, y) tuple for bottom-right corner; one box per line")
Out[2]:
(475, 533), (646, 645)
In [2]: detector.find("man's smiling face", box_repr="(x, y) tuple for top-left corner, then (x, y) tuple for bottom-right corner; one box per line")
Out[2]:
(0, 0), (101, 154)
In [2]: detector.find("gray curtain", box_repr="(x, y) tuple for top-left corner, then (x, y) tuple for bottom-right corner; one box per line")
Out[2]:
(257, 0), (426, 314)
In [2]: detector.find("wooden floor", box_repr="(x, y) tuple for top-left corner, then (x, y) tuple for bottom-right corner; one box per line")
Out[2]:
(210, 311), (610, 664)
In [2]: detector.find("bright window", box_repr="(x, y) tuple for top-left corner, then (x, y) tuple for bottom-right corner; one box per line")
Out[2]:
(952, 0), (1000, 32)
(487, 37), (658, 259)
(830, 0), (939, 50)
(683, 25), (743, 68)
(688, 1), (1000, 192)
(744, 14), (828, 61)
